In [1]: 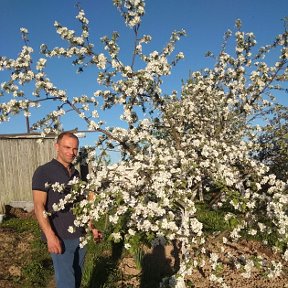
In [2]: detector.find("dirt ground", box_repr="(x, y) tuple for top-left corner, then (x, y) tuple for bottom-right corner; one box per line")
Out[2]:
(0, 208), (39, 288)
(1, 208), (288, 288)
(120, 240), (288, 288)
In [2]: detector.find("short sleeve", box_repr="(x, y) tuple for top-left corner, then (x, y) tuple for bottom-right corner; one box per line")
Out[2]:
(32, 166), (49, 192)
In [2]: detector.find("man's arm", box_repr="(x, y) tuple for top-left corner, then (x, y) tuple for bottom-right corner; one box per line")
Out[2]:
(88, 191), (103, 241)
(33, 190), (63, 254)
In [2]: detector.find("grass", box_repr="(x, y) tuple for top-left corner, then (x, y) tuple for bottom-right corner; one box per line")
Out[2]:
(81, 215), (127, 288)
(1, 215), (172, 287)
(0, 215), (126, 288)
(0, 217), (54, 288)
(82, 243), (125, 288)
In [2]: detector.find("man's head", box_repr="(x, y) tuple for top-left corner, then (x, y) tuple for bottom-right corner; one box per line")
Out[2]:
(55, 132), (79, 167)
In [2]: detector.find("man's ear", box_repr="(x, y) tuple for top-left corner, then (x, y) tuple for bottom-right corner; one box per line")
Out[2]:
(55, 142), (59, 152)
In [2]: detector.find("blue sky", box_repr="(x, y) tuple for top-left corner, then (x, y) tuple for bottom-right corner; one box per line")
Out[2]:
(0, 0), (287, 146)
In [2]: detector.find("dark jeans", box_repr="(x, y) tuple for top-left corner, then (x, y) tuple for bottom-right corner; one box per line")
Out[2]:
(51, 238), (87, 288)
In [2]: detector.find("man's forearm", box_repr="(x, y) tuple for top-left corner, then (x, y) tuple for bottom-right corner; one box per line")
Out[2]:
(34, 203), (56, 239)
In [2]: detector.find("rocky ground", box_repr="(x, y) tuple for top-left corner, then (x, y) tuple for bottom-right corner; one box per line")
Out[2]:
(1, 208), (288, 288)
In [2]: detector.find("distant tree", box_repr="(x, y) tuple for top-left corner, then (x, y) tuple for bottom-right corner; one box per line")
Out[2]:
(255, 105), (288, 181)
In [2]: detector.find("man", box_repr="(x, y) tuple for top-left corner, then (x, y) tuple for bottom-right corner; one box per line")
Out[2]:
(32, 131), (101, 288)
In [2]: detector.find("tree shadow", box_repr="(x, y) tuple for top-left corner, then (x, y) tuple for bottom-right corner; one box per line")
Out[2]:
(86, 241), (124, 288)
(85, 240), (182, 288)
(140, 241), (181, 288)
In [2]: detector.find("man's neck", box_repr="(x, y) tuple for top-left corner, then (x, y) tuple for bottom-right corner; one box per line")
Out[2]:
(55, 158), (71, 170)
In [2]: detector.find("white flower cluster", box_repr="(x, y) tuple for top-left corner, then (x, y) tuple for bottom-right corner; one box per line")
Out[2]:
(113, 0), (145, 28)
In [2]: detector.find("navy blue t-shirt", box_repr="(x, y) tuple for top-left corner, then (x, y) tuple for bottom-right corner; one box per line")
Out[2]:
(32, 159), (84, 241)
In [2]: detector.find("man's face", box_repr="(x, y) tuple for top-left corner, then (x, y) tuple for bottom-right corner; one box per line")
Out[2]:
(55, 135), (79, 166)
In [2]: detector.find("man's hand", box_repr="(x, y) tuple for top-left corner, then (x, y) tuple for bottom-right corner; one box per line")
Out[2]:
(89, 222), (103, 242)
(88, 193), (103, 242)
(47, 234), (63, 254)
(91, 228), (103, 242)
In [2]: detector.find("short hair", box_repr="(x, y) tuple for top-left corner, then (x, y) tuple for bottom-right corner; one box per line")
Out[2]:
(56, 131), (79, 144)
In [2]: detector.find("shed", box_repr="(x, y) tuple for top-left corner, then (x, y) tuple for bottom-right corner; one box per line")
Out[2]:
(0, 133), (56, 211)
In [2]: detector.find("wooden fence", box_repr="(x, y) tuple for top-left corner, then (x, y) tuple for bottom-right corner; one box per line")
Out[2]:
(0, 135), (56, 210)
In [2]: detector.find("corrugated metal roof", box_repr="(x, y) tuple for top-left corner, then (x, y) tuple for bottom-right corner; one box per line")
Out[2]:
(0, 133), (56, 139)
(0, 131), (89, 139)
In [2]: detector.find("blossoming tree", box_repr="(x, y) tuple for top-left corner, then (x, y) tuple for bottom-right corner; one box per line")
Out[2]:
(0, 1), (288, 287)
